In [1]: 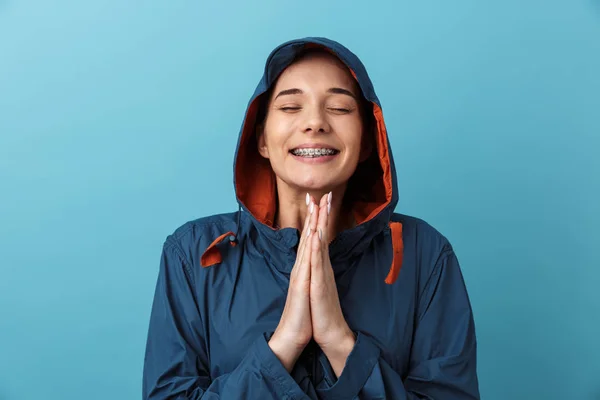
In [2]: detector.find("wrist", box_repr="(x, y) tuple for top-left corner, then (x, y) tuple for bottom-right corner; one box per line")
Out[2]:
(268, 334), (305, 372)
(319, 326), (355, 352)
(322, 329), (355, 357)
(321, 329), (356, 377)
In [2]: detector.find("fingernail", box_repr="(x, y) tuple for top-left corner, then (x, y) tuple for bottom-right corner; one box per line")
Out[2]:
(327, 203), (331, 215)
(306, 193), (310, 206)
(307, 227), (311, 237)
(310, 202), (314, 214)
(318, 228), (323, 241)
(327, 191), (332, 204)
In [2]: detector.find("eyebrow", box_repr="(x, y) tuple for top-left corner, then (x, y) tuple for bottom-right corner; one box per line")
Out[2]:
(274, 87), (357, 100)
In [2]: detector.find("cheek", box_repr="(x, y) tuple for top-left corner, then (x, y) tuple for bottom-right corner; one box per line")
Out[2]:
(339, 120), (364, 157)
(264, 119), (294, 153)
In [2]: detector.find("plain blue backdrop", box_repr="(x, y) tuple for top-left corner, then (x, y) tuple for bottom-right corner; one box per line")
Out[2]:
(1, 1), (599, 399)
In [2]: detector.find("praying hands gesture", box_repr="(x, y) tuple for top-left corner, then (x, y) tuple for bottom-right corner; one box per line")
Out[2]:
(268, 192), (356, 377)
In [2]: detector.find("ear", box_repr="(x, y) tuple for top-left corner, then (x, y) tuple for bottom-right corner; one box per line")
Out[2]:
(256, 123), (270, 159)
(359, 124), (374, 162)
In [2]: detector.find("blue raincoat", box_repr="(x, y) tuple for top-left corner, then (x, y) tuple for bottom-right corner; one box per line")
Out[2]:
(143, 37), (480, 399)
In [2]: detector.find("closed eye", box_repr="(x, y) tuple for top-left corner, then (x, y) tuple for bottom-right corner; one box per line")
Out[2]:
(329, 108), (351, 113)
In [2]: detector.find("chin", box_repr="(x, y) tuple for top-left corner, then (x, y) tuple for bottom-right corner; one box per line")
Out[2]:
(288, 173), (345, 192)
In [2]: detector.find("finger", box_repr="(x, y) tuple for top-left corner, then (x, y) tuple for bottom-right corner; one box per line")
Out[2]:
(316, 193), (332, 279)
(316, 193), (328, 243)
(311, 196), (327, 268)
(310, 224), (324, 285)
(308, 197), (325, 287)
(309, 197), (319, 235)
(295, 230), (312, 289)
(297, 198), (313, 252)
(293, 196), (314, 278)
(326, 191), (332, 226)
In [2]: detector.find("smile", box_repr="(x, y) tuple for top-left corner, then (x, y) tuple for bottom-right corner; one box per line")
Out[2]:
(289, 148), (340, 158)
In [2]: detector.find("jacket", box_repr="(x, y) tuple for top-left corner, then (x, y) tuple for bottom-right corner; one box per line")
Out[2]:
(142, 36), (480, 400)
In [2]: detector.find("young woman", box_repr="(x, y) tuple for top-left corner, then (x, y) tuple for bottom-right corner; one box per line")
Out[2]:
(143, 37), (480, 399)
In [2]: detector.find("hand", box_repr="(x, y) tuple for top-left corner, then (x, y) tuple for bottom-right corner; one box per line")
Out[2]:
(309, 193), (356, 376)
(268, 197), (318, 372)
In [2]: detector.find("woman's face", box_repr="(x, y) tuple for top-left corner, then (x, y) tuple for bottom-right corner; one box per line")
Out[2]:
(257, 52), (369, 193)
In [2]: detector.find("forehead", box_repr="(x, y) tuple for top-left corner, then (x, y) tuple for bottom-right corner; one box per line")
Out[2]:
(273, 52), (358, 92)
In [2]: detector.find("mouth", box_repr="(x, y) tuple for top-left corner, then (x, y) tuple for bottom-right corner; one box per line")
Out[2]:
(289, 147), (340, 158)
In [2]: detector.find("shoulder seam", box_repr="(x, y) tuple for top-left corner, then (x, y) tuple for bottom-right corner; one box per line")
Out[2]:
(417, 244), (454, 303)
(162, 236), (206, 341)
(163, 237), (195, 286)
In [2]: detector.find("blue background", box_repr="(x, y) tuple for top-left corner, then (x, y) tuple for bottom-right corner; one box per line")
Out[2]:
(1, 1), (599, 399)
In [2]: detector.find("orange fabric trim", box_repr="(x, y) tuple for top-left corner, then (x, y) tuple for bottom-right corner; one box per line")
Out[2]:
(235, 98), (277, 227)
(385, 222), (404, 284)
(347, 103), (392, 224)
(200, 231), (236, 267)
(366, 103), (393, 222)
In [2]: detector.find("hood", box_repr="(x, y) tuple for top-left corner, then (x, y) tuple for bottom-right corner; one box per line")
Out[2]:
(234, 37), (398, 230)
(203, 37), (403, 284)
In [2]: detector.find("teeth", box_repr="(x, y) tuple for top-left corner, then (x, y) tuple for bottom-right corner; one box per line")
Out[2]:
(291, 148), (337, 157)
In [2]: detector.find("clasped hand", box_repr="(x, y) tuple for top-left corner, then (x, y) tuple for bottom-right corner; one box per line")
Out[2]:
(269, 193), (356, 376)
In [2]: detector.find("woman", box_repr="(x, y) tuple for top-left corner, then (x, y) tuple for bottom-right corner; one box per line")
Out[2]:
(143, 37), (480, 399)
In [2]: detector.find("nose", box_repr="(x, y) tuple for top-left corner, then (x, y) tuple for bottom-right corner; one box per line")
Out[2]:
(303, 107), (331, 134)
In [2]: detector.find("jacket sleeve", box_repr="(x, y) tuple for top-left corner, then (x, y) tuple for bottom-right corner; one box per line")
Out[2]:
(142, 239), (309, 400)
(316, 247), (480, 400)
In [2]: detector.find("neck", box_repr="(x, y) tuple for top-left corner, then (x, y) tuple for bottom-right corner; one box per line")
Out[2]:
(274, 179), (354, 239)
